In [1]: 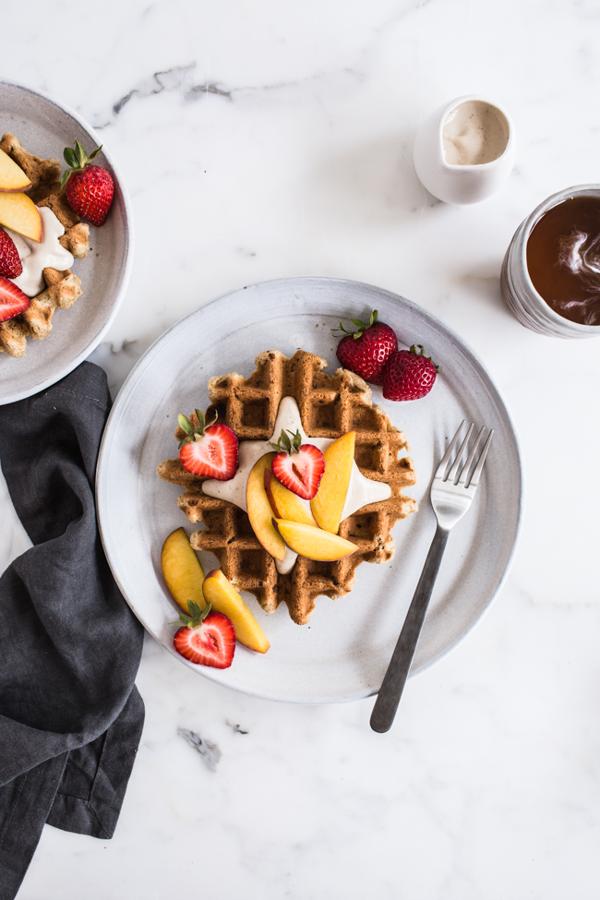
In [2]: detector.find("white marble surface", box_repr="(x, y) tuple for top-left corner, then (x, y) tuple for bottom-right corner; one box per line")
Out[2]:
(3, 0), (600, 897)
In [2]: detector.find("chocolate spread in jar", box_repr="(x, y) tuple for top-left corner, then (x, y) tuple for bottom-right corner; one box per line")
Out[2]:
(526, 195), (600, 325)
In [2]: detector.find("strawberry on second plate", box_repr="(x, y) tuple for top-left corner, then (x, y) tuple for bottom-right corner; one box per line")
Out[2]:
(382, 345), (438, 401)
(0, 229), (22, 278)
(173, 601), (236, 668)
(178, 409), (239, 480)
(62, 141), (115, 226)
(0, 277), (29, 322)
(335, 309), (397, 384)
(271, 429), (325, 500)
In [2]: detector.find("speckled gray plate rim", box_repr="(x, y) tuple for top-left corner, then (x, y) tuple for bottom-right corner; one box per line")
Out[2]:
(97, 277), (523, 704)
(0, 79), (133, 405)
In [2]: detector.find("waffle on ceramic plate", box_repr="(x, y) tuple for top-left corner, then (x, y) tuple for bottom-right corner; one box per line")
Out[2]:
(158, 349), (417, 625)
(0, 134), (90, 357)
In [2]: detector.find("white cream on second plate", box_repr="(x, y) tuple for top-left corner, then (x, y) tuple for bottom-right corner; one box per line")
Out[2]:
(8, 207), (74, 297)
(203, 396), (392, 575)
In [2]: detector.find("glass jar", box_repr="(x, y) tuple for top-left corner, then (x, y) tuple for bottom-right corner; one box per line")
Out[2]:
(501, 184), (600, 338)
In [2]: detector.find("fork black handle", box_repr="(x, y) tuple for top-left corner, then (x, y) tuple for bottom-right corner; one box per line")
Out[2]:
(370, 525), (449, 733)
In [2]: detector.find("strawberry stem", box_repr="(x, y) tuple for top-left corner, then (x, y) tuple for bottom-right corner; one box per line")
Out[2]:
(176, 600), (212, 628)
(177, 408), (218, 447)
(408, 344), (440, 372)
(270, 428), (302, 455)
(333, 308), (378, 339)
(60, 140), (103, 189)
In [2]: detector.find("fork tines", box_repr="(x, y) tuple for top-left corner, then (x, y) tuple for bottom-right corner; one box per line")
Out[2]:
(435, 420), (494, 488)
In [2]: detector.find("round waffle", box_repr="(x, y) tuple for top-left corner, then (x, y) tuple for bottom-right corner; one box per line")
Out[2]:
(157, 349), (417, 624)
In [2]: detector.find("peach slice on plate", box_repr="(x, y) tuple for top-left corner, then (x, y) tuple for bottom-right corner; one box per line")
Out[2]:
(203, 568), (270, 653)
(264, 468), (316, 526)
(161, 527), (205, 614)
(246, 453), (287, 561)
(311, 431), (355, 534)
(0, 149), (31, 192)
(0, 191), (42, 241)
(275, 519), (358, 561)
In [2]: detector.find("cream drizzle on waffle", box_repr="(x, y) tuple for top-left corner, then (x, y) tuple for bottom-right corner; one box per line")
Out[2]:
(203, 396), (391, 574)
(9, 207), (74, 297)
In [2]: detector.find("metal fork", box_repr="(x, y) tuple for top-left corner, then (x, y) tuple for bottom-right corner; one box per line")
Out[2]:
(370, 421), (494, 733)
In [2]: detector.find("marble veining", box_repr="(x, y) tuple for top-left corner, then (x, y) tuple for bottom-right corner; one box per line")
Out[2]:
(108, 64), (233, 125)
(226, 721), (249, 735)
(93, 59), (366, 130)
(3, 0), (600, 897)
(177, 727), (222, 772)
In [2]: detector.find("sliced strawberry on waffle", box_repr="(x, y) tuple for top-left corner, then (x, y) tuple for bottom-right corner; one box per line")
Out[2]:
(0, 277), (29, 322)
(178, 409), (239, 480)
(173, 601), (236, 669)
(0, 230), (22, 279)
(271, 429), (325, 500)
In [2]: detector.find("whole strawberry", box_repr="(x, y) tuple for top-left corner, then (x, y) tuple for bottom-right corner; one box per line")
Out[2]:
(61, 141), (114, 226)
(335, 309), (397, 384)
(382, 345), (438, 401)
(0, 229), (22, 278)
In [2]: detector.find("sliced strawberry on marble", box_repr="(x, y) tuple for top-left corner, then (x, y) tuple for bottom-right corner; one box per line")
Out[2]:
(271, 429), (325, 500)
(173, 601), (236, 669)
(0, 229), (22, 279)
(178, 409), (239, 480)
(0, 277), (29, 322)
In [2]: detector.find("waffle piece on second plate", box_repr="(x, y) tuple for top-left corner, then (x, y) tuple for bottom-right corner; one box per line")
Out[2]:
(0, 134), (90, 358)
(157, 349), (417, 624)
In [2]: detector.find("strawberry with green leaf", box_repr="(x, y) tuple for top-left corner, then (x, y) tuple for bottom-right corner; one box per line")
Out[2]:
(382, 345), (439, 401)
(61, 140), (114, 226)
(173, 601), (236, 668)
(335, 309), (398, 384)
(271, 429), (325, 500)
(178, 409), (239, 480)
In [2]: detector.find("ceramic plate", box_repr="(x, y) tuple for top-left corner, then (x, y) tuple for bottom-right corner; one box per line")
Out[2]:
(97, 278), (522, 703)
(0, 80), (133, 405)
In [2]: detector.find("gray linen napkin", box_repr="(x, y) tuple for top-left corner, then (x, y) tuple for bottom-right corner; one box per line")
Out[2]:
(0, 362), (144, 900)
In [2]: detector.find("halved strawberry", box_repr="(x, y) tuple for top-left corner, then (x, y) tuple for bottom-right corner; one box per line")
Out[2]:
(0, 230), (22, 279)
(0, 277), (29, 322)
(178, 409), (238, 480)
(271, 429), (325, 500)
(173, 601), (236, 668)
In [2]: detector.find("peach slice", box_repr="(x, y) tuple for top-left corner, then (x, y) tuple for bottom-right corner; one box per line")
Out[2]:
(0, 191), (42, 241)
(0, 149), (31, 192)
(161, 527), (205, 614)
(203, 569), (270, 653)
(246, 453), (286, 561)
(275, 519), (358, 562)
(310, 431), (356, 534)
(264, 468), (316, 526)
